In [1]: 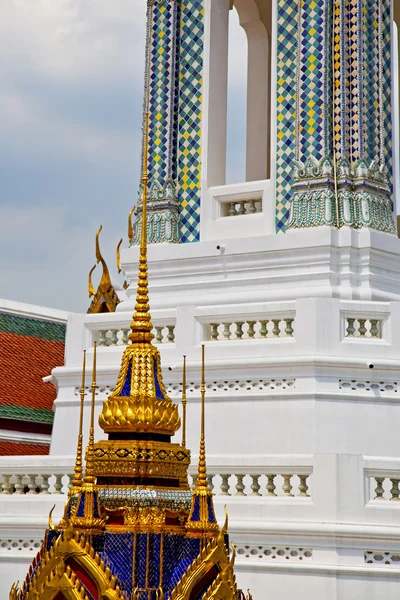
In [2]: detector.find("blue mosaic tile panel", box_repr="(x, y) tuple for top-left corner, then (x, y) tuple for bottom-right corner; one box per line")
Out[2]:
(363, 0), (380, 162)
(298, 0), (325, 162)
(275, 0), (298, 231)
(177, 0), (204, 243)
(148, 1), (178, 183)
(382, 0), (393, 196)
(347, 0), (361, 160)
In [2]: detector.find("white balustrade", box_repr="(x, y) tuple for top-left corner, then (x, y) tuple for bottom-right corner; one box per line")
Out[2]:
(344, 317), (382, 339)
(97, 325), (175, 347)
(188, 470), (311, 498)
(208, 318), (294, 341)
(226, 199), (262, 216)
(364, 458), (400, 503)
(0, 473), (72, 495)
(368, 475), (400, 501)
(0, 456), (312, 498)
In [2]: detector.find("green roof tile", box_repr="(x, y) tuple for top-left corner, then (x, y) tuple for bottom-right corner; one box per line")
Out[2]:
(0, 313), (66, 342)
(0, 405), (54, 423)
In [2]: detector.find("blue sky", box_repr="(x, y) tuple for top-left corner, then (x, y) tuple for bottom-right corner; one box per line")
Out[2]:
(0, 1), (246, 312)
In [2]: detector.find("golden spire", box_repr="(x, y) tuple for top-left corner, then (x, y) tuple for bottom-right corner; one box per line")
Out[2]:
(88, 226), (120, 314)
(71, 341), (106, 533)
(197, 344), (208, 488)
(98, 112), (180, 436)
(69, 350), (86, 496)
(129, 112), (154, 344)
(186, 344), (219, 539)
(182, 355), (187, 448)
(85, 341), (97, 485)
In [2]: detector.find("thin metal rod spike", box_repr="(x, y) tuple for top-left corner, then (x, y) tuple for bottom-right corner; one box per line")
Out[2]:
(129, 112), (154, 343)
(85, 342), (97, 483)
(71, 351), (86, 491)
(182, 355), (187, 447)
(196, 344), (208, 488)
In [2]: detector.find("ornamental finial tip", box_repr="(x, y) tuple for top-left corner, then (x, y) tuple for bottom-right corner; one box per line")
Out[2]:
(128, 112), (154, 344)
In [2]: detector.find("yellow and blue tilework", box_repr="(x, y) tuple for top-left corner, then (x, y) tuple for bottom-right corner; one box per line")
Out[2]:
(142, 0), (204, 244)
(275, 0), (298, 231)
(177, 0), (204, 243)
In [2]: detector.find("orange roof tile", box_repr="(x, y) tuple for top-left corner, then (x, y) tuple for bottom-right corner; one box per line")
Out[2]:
(0, 441), (49, 455)
(0, 331), (64, 411)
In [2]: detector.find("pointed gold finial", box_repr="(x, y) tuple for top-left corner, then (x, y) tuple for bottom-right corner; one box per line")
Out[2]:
(128, 112), (154, 344)
(71, 341), (106, 533)
(182, 355), (187, 448)
(186, 344), (219, 539)
(70, 350), (86, 495)
(116, 238), (123, 274)
(197, 344), (208, 488)
(85, 342), (97, 484)
(88, 264), (96, 298)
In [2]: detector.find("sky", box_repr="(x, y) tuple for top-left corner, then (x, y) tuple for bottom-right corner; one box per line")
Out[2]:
(0, 1), (247, 313)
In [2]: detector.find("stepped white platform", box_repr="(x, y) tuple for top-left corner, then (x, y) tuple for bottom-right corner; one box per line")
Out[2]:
(3, 225), (400, 599)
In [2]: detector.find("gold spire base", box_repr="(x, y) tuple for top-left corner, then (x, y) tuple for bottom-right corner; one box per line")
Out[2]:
(186, 486), (220, 539)
(99, 343), (180, 436)
(93, 439), (190, 485)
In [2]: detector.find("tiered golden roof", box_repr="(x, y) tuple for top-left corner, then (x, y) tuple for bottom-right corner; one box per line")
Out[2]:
(10, 113), (248, 600)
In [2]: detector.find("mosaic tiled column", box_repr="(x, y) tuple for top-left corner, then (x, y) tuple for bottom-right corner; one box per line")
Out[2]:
(280, 0), (396, 233)
(131, 0), (204, 245)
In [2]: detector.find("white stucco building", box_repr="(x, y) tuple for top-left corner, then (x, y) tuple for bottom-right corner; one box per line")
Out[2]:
(3, 0), (400, 595)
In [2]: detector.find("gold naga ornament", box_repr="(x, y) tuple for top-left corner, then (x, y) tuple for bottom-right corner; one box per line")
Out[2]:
(88, 225), (120, 314)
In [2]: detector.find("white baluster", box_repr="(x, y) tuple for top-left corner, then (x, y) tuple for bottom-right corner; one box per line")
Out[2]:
(235, 474), (246, 496)
(98, 330), (107, 346)
(14, 475), (24, 494)
(250, 474), (261, 496)
(167, 326), (175, 343)
(272, 319), (281, 337)
(374, 477), (385, 499)
(1, 474), (12, 494)
(298, 474), (309, 497)
(54, 474), (63, 494)
(223, 323), (232, 340)
(27, 474), (38, 494)
(210, 324), (219, 341)
(40, 475), (50, 495)
(220, 474), (231, 496)
(282, 474), (294, 497)
(266, 474), (276, 496)
(109, 329), (118, 346)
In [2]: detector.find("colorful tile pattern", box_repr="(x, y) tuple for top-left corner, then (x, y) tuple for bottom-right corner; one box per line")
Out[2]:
(275, 0), (298, 231)
(298, 0), (325, 162)
(0, 405), (54, 423)
(147, 1), (179, 182)
(177, 0), (204, 243)
(0, 313), (66, 342)
(382, 0), (393, 195)
(142, 0), (204, 243)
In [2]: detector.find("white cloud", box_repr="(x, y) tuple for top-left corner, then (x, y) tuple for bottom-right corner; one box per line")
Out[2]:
(0, 0), (146, 83)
